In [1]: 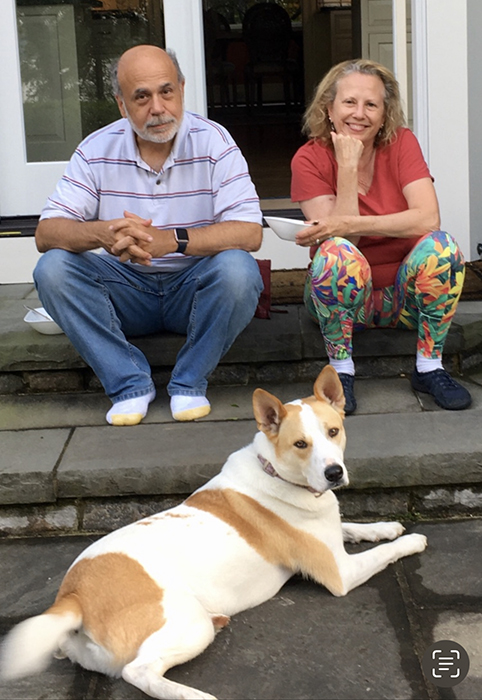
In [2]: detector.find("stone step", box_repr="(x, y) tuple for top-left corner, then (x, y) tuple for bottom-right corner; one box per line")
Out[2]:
(1, 284), (482, 394)
(1, 375), (482, 537)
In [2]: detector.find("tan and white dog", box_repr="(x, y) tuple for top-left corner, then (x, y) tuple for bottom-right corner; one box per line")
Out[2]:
(0, 366), (427, 700)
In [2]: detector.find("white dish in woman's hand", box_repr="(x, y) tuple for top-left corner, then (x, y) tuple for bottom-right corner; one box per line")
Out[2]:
(264, 216), (310, 242)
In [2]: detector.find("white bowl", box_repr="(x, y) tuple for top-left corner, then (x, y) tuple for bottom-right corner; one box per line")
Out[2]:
(264, 216), (310, 241)
(23, 307), (64, 335)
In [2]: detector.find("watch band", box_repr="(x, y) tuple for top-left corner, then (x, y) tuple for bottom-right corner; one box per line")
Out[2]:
(174, 228), (189, 254)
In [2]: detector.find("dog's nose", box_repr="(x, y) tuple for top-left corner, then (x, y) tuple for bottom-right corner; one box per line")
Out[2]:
(324, 464), (344, 483)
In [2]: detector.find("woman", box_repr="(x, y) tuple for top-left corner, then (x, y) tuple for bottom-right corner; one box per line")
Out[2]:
(291, 58), (471, 414)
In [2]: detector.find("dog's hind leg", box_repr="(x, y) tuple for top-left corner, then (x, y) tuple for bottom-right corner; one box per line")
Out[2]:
(123, 656), (216, 700)
(122, 594), (219, 700)
(336, 533), (428, 595)
(342, 521), (406, 543)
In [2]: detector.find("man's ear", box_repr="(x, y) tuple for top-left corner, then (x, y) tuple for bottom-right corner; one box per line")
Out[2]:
(116, 95), (126, 119)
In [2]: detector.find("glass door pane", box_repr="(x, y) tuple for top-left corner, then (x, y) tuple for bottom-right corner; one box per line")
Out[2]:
(203, 0), (305, 199)
(16, 0), (165, 163)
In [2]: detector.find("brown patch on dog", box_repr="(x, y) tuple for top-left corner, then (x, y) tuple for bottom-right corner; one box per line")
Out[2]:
(43, 593), (83, 621)
(303, 396), (346, 451)
(211, 614), (230, 631)
(52, 553), (165, 666)
(186, 489), (344, 595)
(273, 403), (312, 462)
(253, 367), (346, 458)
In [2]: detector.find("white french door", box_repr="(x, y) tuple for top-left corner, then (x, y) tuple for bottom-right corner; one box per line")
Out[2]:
(0, 0), (206, 217)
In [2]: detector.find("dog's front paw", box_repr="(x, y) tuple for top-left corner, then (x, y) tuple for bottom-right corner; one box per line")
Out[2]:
(377, 521), (406, 541)
(398, 533), (428, 555)
(408, 533), (428, 552)
(342, 521), (405, 543)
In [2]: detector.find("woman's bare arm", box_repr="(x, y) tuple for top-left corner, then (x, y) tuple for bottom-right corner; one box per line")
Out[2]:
(296, 177), (441, 247)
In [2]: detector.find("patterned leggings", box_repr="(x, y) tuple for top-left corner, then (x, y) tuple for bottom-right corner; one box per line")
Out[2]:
(304, 230), (465, 360)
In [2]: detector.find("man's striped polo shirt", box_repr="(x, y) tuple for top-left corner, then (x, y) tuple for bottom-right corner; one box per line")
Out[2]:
(40, 110), (263, 272)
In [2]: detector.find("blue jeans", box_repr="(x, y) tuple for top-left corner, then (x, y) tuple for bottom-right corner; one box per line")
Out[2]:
(33, 249), (263, 402)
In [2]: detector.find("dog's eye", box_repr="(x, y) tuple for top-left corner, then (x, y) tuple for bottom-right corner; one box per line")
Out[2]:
(294, 440), (308, 449)
(328, 428), (339, 438)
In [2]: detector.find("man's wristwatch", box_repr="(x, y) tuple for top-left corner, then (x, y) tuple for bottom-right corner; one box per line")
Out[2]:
(174, 228), (189, 254)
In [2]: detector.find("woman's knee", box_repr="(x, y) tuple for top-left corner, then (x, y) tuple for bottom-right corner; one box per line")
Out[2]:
(407, 230), (464, 272)
(415, 230), (462, 258)
(311, 237), (370, 282)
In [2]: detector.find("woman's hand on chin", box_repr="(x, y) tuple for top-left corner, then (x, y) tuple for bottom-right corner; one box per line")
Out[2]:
(331, 132), (365, 168)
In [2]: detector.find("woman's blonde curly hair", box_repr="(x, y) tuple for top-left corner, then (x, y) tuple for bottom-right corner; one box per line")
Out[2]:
(302, 59), (406, 148)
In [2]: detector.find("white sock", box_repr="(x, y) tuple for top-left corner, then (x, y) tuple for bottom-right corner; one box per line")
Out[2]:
(170, 395), (211, 421)
(330, 358), (355, 376)
(106, 390), (156, 426)
(416, 356), (444, 374)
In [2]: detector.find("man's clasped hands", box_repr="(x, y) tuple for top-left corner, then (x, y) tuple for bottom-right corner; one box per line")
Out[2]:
(108, 211), (156, 265)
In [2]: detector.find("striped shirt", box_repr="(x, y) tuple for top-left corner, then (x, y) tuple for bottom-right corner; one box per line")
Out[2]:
(40, 111), (263, 272)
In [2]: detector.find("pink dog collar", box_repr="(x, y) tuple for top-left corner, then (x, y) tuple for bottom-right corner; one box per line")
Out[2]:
(257, 454), (322, 497)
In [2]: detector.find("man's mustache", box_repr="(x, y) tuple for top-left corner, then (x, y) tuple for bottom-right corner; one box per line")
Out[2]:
(146, 117), (176, 127)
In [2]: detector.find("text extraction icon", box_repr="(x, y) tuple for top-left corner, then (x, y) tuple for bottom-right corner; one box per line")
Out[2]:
(422, 640), (470, 688)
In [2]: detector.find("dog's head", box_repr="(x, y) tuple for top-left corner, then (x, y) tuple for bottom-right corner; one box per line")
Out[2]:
(253, 366), (348, 495)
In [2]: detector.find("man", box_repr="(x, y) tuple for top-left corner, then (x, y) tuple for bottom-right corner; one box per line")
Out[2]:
(33, 45), (263, 425)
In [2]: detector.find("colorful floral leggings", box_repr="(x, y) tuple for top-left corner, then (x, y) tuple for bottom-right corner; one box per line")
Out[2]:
(304, 231), (465, 360)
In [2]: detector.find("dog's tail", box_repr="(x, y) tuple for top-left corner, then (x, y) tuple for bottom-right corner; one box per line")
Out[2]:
(0, 595), (82, 681)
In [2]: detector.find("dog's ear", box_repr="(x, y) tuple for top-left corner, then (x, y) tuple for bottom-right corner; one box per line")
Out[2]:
(252, 388), (288, 437)
(313, 366), (346, 415)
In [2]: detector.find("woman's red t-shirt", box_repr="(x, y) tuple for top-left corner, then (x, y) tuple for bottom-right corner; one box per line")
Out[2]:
(290, 128), (432, 288)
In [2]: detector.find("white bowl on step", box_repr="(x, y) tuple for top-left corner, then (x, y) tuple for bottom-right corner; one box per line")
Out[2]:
(23, 307), (64, 335)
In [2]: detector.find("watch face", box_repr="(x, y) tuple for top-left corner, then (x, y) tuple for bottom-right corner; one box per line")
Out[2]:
(175, 228), (188, 253)
(175, 228), (188, 242)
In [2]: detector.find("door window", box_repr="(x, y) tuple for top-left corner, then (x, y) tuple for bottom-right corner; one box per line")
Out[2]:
(16, 0), (165, 163)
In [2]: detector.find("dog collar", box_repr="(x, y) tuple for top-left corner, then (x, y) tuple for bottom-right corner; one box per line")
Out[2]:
(257, 454), (322, 497)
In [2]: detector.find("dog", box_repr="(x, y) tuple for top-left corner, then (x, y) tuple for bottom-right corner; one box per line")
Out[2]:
(0, 366), (427, 700)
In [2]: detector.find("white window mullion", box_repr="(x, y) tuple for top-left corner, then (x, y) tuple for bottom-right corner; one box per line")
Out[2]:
(392, 0), (408, 118)
(163, 0), (207, 116)
(411, 0), (429, 161)
(424, 0), (470, 259)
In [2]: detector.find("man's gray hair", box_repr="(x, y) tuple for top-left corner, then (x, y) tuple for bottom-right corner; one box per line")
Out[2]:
(110, 47), (185, 97)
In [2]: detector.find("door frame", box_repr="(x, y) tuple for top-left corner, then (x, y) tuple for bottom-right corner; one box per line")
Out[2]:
(412, 0), (470, 258)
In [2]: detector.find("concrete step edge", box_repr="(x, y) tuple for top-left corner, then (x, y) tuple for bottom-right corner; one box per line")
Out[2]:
(1, 410), (481, 506)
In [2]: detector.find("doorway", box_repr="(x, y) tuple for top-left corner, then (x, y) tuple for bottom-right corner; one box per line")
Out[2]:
(202, 0), (361, 201)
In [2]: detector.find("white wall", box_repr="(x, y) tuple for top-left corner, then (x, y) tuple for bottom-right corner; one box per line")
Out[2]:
(0, 238), (42, 285)
(254, 229), (310, 270)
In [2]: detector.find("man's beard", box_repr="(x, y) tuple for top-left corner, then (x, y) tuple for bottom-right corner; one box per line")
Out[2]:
(124, 108), (181, 144)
